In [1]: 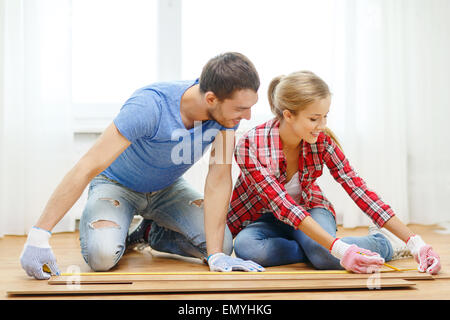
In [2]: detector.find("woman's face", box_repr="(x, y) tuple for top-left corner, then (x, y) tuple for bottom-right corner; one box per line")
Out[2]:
(283, 96), (331, 144)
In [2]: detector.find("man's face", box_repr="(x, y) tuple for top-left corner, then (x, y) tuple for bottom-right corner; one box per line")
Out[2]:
(207, 89), (258, 128)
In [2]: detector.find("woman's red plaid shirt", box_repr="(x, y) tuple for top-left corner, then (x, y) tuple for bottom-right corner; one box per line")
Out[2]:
(227, 118), (395, 237)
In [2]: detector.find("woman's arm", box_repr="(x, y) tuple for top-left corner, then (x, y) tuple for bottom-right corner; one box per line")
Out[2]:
(322, 134), (395, 228)
(297, 215), (385, 273)
(321, 133), (413, 242)
(322, 134), (441, 274)
(385, 216), (441, 274)
(381, 216), (415, 243)
(296, 216), (335, 249)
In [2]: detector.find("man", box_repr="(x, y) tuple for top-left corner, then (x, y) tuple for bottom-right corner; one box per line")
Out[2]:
(20, 52), (264, 279)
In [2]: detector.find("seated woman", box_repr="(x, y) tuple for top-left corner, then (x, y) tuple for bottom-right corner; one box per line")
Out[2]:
(227, 71), (441, 274)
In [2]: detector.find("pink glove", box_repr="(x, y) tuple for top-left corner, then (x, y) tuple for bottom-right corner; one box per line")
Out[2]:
(330, 239), (385, 273)
(406, 235), (441, 275)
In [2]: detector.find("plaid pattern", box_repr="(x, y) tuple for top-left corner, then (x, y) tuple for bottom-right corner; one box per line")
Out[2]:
(227, 118), (395, 237)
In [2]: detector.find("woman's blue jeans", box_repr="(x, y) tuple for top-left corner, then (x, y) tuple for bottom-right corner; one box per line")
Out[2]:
(79, 174), (233, 271)
(233, 208), (393, 269)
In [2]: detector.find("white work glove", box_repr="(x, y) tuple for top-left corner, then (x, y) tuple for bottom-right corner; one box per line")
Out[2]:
(20, 227), (60, 280)
(207, 252), (265, 272)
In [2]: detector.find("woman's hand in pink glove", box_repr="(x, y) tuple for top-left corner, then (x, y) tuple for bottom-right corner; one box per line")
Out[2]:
(406, 235), (441, 275)
(330, 239), (385, 274)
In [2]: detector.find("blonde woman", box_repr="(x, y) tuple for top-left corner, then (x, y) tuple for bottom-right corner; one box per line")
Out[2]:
(227, 71), (441, 274)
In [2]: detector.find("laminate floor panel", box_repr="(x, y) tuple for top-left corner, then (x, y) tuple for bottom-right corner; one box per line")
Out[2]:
(1, 224), (449, 300)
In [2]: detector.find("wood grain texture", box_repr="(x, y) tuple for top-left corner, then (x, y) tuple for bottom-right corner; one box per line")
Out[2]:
(432, 272), (450, 279)
(7, 279), (416, 296)
(47, 271), (432, 285)
(2, 224), (448, 300)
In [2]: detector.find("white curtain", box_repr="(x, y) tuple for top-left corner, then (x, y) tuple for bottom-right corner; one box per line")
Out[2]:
(404, 0), (450, 226)
(317, 0), (410, 227)
(317, 0), (450, 228)
(0, 0), (77, 237)
(1, 0), (449, 237)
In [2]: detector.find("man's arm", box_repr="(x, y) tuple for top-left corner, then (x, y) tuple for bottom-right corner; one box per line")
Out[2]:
(203, 129), (264, 272)
(35, 122), (131, 231)
(21, 122), (131, 279)
(203, 129), (235, 256)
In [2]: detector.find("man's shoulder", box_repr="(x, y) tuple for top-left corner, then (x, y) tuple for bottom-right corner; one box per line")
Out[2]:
(134, 79), (197, 95)
(125, 79), (196, 107)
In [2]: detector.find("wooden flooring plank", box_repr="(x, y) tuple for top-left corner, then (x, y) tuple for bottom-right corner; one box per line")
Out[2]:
(48, 271), (432, 285)
(432, 272), (450, 279)
(3, 224), (448, 300)
(7, 279), (416, 296)
(49, 279), (133, 285)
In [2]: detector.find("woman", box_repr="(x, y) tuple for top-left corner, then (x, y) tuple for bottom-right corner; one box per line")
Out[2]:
(227, 71), (441, 274)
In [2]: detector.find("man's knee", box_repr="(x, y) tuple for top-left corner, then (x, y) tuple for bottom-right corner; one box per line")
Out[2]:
(84, 219), (124, 271)
(86, 241), (123, 271)
(90, 219), (120, 229)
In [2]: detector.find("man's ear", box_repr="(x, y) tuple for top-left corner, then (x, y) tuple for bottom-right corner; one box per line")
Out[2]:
(204, 91), (219, 106)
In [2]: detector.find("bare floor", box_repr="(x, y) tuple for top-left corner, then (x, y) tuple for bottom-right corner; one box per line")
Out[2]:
(1, 224), (449, 300)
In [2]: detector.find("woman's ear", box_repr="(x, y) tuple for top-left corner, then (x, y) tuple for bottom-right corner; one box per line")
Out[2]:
(282, 109), (295, 123)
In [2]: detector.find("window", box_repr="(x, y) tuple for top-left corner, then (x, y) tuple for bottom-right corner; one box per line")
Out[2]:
(71, 0), (158, 132)
(71, 0), (339, 133)
(181, 0), (337, 131)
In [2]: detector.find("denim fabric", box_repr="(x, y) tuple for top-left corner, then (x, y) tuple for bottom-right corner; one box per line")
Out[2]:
(79, 174), (233, 271)
(233, 207), (393, 268)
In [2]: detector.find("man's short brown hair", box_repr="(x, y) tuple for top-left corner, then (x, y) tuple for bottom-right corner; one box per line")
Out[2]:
(199, 52), (260, 101)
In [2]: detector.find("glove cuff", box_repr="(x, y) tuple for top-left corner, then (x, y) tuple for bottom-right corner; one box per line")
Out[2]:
(207, 252), (225, 265)
(330, 239), (351, 260)
(26, 226), (51, 248)
(406, 235), (426, 255)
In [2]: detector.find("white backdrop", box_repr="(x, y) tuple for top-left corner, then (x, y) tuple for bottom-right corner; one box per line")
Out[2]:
(182, 0), (450, 228)
(0, 0), (78, 236)
(1, 0), (449, 236)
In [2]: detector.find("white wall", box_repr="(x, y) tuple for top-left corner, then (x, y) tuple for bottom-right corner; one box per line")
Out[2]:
(0, 0), (5, 236)
(2, 0), (450, 234)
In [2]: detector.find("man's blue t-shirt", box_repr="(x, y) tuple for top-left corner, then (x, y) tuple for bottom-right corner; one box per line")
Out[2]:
(101, 79), (238, 193)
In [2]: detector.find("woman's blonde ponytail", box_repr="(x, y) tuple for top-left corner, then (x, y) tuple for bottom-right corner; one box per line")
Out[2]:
(267, 75), (284, 120)
(323, 127), (343, 152)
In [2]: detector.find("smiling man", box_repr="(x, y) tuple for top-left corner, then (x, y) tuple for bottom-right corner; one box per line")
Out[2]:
(20, 52), (265, 279)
